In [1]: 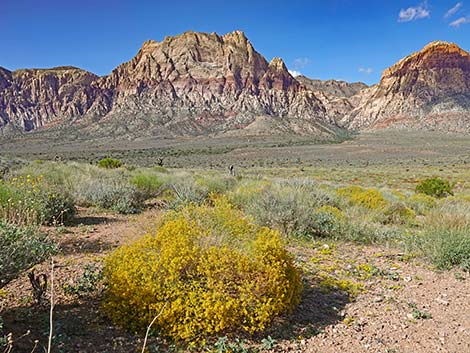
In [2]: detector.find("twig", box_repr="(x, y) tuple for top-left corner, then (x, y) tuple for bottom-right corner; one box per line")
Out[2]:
(47, 259), (54, 353)
(30, 340), (39, 353)
(141, 303), (167, 353)
(2, 333), (12, 353)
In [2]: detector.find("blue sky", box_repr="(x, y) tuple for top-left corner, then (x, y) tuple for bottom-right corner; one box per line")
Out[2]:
(2, 0), (470, 85)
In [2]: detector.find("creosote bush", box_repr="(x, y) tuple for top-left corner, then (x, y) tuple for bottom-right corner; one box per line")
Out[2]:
(98, 158), (123, 169)
(103, 197), (302, 344)
(415, 177), (453, 198)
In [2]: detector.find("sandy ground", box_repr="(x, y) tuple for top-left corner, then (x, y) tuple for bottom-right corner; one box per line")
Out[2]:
(1, 208), (469, 353)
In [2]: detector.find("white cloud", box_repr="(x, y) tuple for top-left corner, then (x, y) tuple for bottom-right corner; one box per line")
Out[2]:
(358, 67), (373, 75)
(288, 70), (302, 77)
(449, 16), (470, 26)
(292, 57), (310, 69)
(398, 2), (430, 22)
(444, 2), (463, 18)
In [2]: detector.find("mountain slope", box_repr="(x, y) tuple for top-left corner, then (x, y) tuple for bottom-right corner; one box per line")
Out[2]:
(0, 31), (339, 138)
(296, 76), (368, 123)
(342, 41), (470, 132)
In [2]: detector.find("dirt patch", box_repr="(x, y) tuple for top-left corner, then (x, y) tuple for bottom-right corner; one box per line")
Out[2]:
(1, 210), (469, 353)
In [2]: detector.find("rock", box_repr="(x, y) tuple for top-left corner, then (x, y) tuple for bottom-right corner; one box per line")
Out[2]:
(342, 41), (470, 132)
(0, 30), (338, 138)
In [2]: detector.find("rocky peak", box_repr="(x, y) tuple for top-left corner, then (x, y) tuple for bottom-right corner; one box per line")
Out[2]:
(0, 67), (12, 90)
(343, 41), (470, 131)
(383, 41), (470, 79)
(268, 57), (288, 72)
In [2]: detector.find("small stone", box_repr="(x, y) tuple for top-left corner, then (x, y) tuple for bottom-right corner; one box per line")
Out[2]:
(435, 297), (449, 306)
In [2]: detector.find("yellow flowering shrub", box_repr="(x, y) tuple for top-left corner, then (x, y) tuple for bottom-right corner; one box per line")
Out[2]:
(103, 197), (302, 343)
(337, 186), (387, 210)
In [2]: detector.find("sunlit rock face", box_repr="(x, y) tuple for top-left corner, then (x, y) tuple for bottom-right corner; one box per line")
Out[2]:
(342, 41), (470, 132)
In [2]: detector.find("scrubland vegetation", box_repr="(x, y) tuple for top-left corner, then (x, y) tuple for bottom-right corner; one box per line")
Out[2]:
(0, 157), (469, 351)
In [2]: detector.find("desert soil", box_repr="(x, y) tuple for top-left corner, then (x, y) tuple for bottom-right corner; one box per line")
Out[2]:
(1, 208), (469, 353)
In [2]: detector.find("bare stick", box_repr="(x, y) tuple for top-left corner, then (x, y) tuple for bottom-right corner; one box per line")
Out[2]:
(141, 303), (167, 353)
(47, 259), (54, 353)
(30, 340), (38, 353)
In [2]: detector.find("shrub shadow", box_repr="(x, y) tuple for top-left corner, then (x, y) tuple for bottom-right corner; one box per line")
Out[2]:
(1, 299), (139, 353)
(265, 279), (350, 340)
(69, 215), (119, 226)
(59, 237), (116, 256)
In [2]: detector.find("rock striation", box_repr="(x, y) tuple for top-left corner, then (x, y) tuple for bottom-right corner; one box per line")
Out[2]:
(296, 76), (367, 123)
(342, 41), (470, 131)
(0, 31), (336, 137)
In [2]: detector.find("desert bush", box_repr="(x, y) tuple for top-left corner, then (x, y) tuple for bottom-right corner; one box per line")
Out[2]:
(74, 178), (141, 214)
(309, 205), (346, 238)
(195, 175), (237, 195)
(337, 186), (387, 210)
(409, 227), (470, 271)
(98, 158), (123, 169)
(415, 177), (453, 198)
(423, 199), (470, 230)
(167, 179), (210, 209)
(237, 182), (338, 237)
(130, 172), (164, 199)
(0, 176), (75, 226)
(103, 197), (302, 343)
(406, 193), (436, 215)
(0, 222), (55, 288)
(383, 203), (416, 225)
(227, 179), (272, 207)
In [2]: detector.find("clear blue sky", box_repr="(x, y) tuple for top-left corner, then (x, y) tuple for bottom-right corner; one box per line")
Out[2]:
(2, 0), (470, 85)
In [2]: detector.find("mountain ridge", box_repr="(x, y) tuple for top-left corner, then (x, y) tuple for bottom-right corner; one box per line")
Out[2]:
(1, 33), (470, 138)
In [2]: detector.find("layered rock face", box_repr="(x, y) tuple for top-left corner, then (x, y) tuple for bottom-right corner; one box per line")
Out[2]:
(0, 67), (110, 131)
(0, 31), (335, 137)
(296, 76), (367, 123)
(343, 41), (470, 131)
(95, 31), (331, 135)
(3, 36), (470, 137)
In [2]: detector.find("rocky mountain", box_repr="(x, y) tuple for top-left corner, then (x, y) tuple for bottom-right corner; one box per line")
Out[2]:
(0, 31), (339, 138)
(2, 36), (470, 138)
(296, 76), (368, 122)
(342, 41), (470, 132)
(0, 66), (112, 132)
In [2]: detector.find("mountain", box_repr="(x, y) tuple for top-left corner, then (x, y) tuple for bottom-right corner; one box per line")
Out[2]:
(342, 41), (470, 132)
(296, 76), (367, 122)
(2, 36), (470, 138)
(0, 31), (339, 138)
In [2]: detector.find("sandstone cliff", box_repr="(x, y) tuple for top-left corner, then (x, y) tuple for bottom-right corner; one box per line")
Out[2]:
(296, 76), (367, 123)
(0, 31), (338, 138)
(342, 41), (470, 132)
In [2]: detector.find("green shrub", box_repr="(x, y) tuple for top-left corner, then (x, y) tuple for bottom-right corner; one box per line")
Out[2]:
(0, 222), (55, 288)
(343, 220), (403, 244)
(195, 175), (237, 195)
(410, 228), (470, 271)
(383, 203), (416, 225)
(0, 176), (75, 226)
(239, 182), (337, 237)
(310, 205), (346, 238)
(168, 179), (210, 209)
(98, 158), (123, 169)
(74, 178), (141, 214)
(406, 193), (436, 215)
(130, 172), (164, 199)
(103, 197), (302, 343)
(415, 178), (453, 198)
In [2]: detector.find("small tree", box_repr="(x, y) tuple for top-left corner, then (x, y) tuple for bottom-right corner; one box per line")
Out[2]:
(416, 177), (453, 198)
